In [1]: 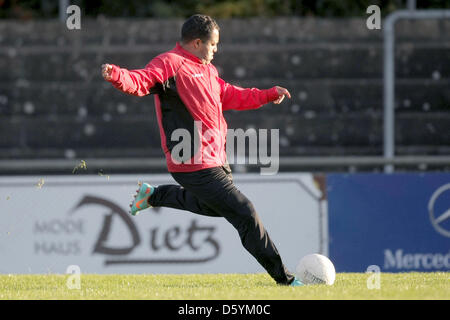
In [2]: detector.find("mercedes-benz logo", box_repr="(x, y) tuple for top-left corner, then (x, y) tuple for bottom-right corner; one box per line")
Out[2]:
(428, 183), (450, 238)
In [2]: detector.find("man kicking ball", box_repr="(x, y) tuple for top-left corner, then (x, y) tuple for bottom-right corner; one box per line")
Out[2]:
(102, 14), (302, 287)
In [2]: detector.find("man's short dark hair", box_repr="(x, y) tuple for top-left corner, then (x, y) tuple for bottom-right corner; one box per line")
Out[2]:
(181, 14), (219, 43)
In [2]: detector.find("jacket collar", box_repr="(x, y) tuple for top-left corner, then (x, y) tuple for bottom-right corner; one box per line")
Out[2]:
(175, 42), (203, 64)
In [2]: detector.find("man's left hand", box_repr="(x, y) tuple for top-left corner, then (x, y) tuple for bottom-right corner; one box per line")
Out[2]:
(274, 86), (291, 104)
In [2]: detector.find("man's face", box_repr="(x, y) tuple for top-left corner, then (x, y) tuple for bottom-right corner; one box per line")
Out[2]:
(197, 28), (219, 64)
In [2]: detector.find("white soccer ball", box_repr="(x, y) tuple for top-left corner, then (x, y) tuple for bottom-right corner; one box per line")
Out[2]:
(296, 253), (336, 285)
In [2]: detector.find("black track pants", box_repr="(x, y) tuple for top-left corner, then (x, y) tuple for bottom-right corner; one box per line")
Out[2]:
(148, 165), (295, 285)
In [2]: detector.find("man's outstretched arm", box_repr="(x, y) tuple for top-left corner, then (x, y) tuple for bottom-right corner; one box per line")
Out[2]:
(219, 78), (291, 111)
(101, 58), (166, 97)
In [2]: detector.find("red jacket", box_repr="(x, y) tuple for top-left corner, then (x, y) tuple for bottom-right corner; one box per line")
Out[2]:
(108, 43), (279, 172)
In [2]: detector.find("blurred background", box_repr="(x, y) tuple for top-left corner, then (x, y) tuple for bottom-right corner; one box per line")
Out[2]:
(0, 0), (449, 175)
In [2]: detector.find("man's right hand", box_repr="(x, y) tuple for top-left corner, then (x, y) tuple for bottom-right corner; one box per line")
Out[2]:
(101, 64), (113, 80)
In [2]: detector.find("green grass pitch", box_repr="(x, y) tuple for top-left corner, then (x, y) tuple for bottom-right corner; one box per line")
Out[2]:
(0, 273), (448, 300)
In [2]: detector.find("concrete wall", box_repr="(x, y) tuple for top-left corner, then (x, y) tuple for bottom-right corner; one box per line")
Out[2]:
(0, 18), (449, 162)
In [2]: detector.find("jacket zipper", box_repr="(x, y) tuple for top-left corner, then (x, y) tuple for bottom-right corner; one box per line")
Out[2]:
(209, 65), (223, 163)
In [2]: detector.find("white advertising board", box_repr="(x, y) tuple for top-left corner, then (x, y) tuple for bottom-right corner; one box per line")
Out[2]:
(0, 173), (326, 274)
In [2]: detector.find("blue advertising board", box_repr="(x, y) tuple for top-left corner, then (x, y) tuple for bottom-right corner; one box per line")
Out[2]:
(327, 173), (450, 272)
